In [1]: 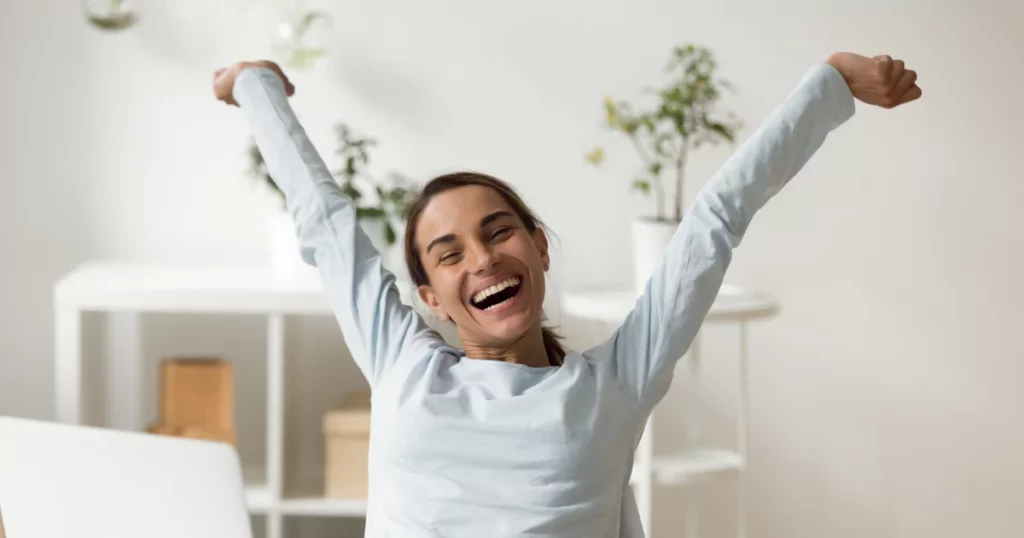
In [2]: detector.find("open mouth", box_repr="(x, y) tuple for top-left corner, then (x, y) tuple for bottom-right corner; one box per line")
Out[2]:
(470, 276), (523, 311)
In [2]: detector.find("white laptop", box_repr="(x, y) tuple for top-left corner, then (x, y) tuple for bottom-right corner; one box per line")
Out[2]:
(0, 416), (252, 538)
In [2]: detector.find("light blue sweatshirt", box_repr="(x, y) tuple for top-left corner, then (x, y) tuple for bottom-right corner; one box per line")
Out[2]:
(233, 62), (855, 537)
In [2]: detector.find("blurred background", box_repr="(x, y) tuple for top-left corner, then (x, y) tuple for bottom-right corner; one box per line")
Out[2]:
(1, 0), (1022, 537)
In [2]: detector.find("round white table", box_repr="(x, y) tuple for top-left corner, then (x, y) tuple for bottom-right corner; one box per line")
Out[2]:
(561, 283), (780, 538)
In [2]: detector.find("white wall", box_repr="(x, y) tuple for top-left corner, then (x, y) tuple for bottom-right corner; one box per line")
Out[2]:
(2, 0), (1022, 537)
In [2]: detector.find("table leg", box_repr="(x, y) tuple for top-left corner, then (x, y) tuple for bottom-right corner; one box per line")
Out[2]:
(685, 332), (702, 447)
(105, 312), (143, 431)
(266, 313), (285, 538)
(55, 304), (82, 424)
(737, 322), (749, 538)
(635, 416), (654, 536)
(685, 332), (702, 538)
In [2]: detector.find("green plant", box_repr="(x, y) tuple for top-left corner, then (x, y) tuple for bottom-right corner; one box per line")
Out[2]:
(586, 44), (742, 223)
(276, 9), (332, 70)
(82, 0), (138, 31)
(247, 122), (417, 246)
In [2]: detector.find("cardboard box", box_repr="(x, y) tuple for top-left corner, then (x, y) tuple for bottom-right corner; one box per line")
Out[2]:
(323, 391), (371, 498)
(148, 358), (235, 445)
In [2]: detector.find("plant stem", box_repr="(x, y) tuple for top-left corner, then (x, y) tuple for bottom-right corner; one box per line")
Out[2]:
(629, 133), (664, 221)
(674, 143), (688, 222)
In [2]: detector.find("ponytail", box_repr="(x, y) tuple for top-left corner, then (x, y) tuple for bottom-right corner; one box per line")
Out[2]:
(541, 326), (566, 366)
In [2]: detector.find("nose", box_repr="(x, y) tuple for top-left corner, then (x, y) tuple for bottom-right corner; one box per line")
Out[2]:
(468, 242), (500, 274)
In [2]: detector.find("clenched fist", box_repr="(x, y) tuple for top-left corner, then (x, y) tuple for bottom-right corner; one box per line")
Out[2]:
(826, 52), (922, 109)
(213, 60), (295, 106)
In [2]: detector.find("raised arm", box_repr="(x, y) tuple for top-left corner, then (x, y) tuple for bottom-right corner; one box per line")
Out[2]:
(587, 54), (921, 413)
(217, 62), (443, 387)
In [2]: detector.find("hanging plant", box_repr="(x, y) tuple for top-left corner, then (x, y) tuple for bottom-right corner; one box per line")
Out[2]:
(81, 0), (139, 31)
(274, 10), (332, 71)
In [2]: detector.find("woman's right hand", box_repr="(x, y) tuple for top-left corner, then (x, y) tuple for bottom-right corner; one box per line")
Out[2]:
(213, 60), (295, 106)
(826, 52), (922, 109)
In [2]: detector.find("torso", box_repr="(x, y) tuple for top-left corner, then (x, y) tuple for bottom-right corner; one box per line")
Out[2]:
(365, 349), (645, 537)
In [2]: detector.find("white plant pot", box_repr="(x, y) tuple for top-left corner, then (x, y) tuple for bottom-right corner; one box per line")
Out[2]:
(631, 218), (680, 296)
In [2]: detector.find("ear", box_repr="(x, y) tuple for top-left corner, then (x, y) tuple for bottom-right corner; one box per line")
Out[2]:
(532, 228), (550, 272)
(417, 284), (448, 321)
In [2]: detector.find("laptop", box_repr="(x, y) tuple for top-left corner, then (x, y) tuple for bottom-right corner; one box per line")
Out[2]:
(0, 416), (252, 538)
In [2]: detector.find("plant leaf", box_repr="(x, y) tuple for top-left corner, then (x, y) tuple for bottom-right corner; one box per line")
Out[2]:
(357, 207), (386, 219)
(584, 147), (605, 165)
(286, 48), (328, 70)
(632, 178), (651, 195)
(707, 121), (736, 143)
(295, 10), (331, 37)
(384, 222), (397, 245)
(341, 181), (362, 201)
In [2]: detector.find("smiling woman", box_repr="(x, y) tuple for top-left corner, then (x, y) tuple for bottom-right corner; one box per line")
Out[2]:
(212, 52), (920, 537)
(403, 172), (565, 367)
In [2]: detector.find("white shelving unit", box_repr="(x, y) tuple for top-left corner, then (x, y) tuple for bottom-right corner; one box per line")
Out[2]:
(561, 284), (779, 538)
(52, 260), (393, 538)
(53, 260), (777, 538)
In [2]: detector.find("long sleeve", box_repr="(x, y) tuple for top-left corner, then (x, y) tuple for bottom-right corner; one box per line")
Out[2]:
(232, 68), (443, 387)
(585, 63), (856, 414)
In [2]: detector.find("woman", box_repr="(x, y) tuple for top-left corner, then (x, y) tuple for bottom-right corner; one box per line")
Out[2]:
(213, 52), (920, 537)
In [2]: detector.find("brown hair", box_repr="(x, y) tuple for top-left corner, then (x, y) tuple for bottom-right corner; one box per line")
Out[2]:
(403, 171), (566, 366)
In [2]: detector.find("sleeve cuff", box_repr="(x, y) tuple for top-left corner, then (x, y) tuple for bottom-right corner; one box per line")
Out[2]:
(232, 67), (286, 109)
(803, 63), (857, 129)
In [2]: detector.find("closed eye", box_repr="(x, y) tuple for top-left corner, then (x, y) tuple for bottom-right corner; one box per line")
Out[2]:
(438, 251), (462, 265)
(489, 226), (513, 242)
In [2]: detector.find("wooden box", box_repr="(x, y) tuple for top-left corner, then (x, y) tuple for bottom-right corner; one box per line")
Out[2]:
(323, 391), (371, 498)
(147, 358), (235, 445)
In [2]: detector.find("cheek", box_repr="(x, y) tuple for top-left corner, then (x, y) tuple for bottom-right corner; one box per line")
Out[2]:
(510, 237), (545, 269)
(429, 269), (464, 308)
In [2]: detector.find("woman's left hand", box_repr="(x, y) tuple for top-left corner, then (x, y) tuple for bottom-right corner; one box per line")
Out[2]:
(826, 52), (922, 109)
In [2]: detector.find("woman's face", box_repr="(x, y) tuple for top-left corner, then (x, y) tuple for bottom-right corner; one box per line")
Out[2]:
(414, 185), (549, 349)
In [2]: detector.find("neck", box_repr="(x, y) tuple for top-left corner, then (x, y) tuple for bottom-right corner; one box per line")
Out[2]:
(460, 323), (552, 368)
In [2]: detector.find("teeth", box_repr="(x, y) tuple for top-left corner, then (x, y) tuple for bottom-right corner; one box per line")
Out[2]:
(472, 276), (521, 304)
(484, 297), (513, 311)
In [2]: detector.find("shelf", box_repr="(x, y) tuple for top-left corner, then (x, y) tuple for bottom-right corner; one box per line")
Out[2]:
(245, 482), (272, 513)
(655, 449), (743, 485)
(630, 449), (743, 486)
(279, 496), (368, 517)
(53, 260), (416, 314)
(243, 483), (368, 517)
(562, 283), (778, 324)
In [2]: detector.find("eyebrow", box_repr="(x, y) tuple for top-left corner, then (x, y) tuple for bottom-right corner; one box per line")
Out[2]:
(425, 211), (515, 254)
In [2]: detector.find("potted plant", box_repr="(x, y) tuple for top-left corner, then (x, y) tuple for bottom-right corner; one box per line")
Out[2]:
(248, 122), (417, 278)
(586, 43), (742, 295)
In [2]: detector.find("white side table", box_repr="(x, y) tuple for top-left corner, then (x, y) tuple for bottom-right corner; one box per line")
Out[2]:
(561, 284), (779, 538)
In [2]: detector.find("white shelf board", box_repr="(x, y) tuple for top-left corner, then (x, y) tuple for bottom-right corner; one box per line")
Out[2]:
(630, 449), (743, 486)
(245, 482), (272, 514)
(244, 483), (369, 517)
(53, 260), (415, 314)
(562, 283), (778, 324)
(654, 449), (743, 485)
(279, 496), (368, 517)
